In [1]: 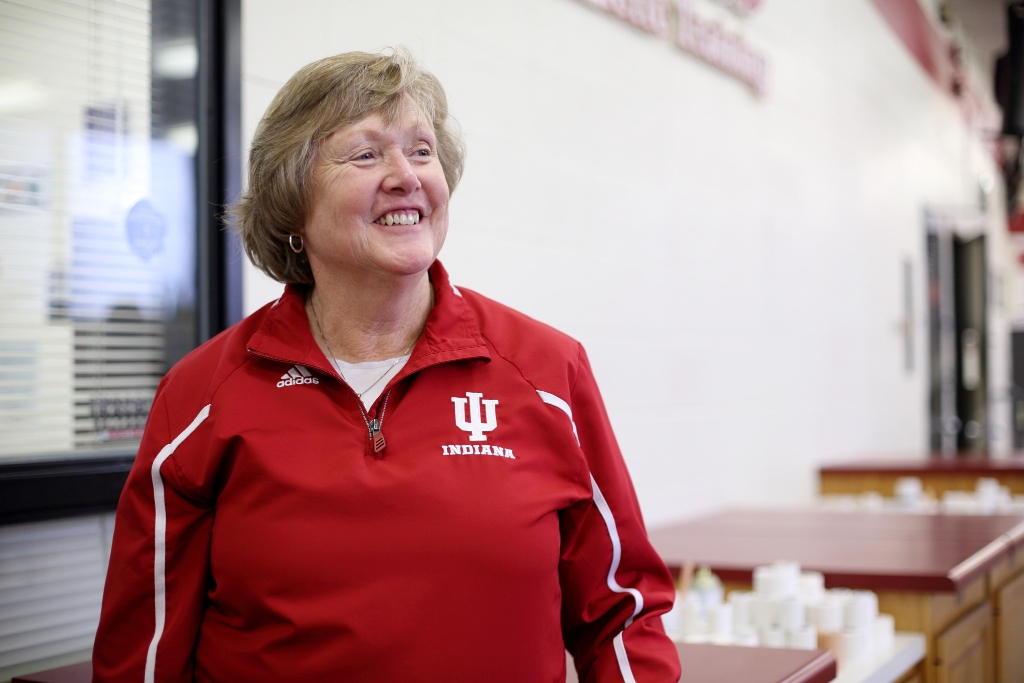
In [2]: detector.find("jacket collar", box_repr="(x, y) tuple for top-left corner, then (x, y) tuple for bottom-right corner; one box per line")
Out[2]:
(246, 260), (490, 380)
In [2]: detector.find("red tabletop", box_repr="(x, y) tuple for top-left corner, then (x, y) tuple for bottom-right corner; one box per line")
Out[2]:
(12, 662), (90, 683)
(671, 644), (835, 683)
(567, 643), (835, 683)
(819, 456), (1024, 476)
(20, 648), (837, 683)
(648, 509), (1024, 593)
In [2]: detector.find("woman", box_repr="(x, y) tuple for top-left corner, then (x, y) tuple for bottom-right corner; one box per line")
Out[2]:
(93, 50), (680, 683)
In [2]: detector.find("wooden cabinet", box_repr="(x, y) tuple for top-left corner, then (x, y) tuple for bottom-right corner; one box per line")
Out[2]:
(994, 567), (1024, 683)
(817, 458), (1024, 498)
(934, 600), (993, 683)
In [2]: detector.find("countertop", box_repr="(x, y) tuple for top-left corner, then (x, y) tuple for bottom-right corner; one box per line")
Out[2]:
(647, 509), (1024, 592)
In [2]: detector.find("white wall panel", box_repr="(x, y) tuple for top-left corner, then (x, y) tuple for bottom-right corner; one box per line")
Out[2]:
(241, 0), (1010, 525)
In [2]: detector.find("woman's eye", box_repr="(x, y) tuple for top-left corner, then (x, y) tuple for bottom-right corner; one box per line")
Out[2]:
(358, 151), (374, 160)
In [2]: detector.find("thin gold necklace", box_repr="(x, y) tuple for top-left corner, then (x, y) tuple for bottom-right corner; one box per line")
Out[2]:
(311, 296), (413, 399)
(310, 291), (414, 458)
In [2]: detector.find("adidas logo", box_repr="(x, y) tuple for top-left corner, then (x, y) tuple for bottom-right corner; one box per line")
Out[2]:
(277, 365), (320, 388)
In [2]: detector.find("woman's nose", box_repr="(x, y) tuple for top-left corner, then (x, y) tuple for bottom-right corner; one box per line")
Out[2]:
(384, 154), (422, 194)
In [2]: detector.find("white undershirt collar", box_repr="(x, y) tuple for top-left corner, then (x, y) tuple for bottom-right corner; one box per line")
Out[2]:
(333, 355), (412, 409)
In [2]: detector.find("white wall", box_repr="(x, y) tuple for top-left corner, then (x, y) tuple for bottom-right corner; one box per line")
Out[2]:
(241, 0), (1010, 526)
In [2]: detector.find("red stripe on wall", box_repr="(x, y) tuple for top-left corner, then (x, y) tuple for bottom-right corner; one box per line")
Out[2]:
(868, 0), (1001, 142)
(868, 0), (951, 86)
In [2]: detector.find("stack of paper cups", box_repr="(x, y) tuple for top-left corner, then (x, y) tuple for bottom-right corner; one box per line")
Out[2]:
(799, 572), (825, 603)
(732, 627), (759, 647)
(843, 591), (878, 664)
(773, 561), (800, 597)
(895, 477), (923, 508)
(729, 592), (753, 634)
(779, 597), (804, 632)
(751, 595), (776, 632)
(844, 591), (878, 630)
(817, 631), (845, 668)
(806, 598), (844, 635)
(679, 600), (703, 639)
(875, 614), (895, 655)
(661, 597), (682, 638)
(754, 565), (786, 598)
(976, 478), (1000, 514)
(761, 626), (786, 648)
(807, 597), (844, 666)
(843, 628), (872, 664)
(787, 624), (818, 650)
(708, 603), (733, 643)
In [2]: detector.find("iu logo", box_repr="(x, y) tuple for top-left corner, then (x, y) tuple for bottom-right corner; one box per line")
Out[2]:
(452, 392), (498, 441)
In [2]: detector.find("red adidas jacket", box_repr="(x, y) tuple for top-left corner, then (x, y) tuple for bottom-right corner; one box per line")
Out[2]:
(93, 261), (681, 683)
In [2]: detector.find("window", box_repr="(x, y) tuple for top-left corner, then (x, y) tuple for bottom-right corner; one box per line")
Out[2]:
(0, 0), (240, 524)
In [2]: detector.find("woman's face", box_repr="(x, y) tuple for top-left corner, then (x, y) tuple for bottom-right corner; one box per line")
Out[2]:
(303, 101), (450, 284)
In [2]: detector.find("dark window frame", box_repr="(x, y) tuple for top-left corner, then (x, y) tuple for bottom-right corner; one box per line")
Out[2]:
(0, 0), (242, 526)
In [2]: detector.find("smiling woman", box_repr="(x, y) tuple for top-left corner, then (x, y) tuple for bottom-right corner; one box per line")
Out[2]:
(301, 106), (450, 369)
(91, 49), (681, 683)
(308, 107), (449, 280)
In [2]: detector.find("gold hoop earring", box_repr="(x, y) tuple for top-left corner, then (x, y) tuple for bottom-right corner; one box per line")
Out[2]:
(288, 235), (304, 253)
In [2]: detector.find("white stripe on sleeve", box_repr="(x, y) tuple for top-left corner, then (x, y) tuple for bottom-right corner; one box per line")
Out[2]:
(589, 474), (645, 626)
(144, 404), (211, 683)
(536, 390), (642, 682)
(613, 633), (639, 683)
(536, 390), (579, 444)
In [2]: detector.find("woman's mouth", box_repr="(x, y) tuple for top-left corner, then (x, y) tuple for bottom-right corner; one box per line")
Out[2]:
(375, 210), (420, 226)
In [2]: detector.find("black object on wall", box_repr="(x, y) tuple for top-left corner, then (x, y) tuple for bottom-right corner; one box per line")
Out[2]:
(996, 3), (1024, 211)
(1012, 332), (1024, 450)
(953, 236), (987, 453)
(927, 221), (988, 455)
(0, 0), (242, 527)
(996, 2), (1024, 136)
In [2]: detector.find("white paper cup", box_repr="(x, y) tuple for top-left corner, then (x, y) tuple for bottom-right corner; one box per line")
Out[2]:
(844, 591), (878, 630)
(708, 603), (733, 640)
(761, 626), (786, 648)
(729, 591), (753, 632)
(780, 597), (804, 632)
(787, 624), (818, 650)
(875, 614), (895, 654)
(807, 597), (844, 634)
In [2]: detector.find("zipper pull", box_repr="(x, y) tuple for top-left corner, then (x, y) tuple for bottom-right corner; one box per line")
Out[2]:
(366, 419), (386, 457)
(362, 389), (391, 459)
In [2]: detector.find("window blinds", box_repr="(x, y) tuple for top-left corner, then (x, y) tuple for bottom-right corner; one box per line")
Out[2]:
(0, 513), (114, 681)
(0, 0), (197, 460)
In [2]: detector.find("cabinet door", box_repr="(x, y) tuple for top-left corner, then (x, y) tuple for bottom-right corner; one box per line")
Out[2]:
(894, 665), (924, 683)
(935, 600), (993, 683)
(996, 568), (1024, 683)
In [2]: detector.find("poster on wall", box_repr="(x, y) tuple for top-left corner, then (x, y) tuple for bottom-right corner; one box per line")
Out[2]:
(574, 0), (769, 95)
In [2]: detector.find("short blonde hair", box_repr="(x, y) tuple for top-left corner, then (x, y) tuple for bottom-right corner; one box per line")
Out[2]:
(233, 48), (465, 285)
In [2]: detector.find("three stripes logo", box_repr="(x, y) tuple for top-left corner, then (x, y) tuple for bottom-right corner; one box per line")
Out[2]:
(277, 365), (320, 388)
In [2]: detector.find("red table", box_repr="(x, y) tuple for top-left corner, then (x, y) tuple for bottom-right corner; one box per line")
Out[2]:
(648, 509), (1024, 593)
(567, 643), (835, 683)
(17, 645), (837, 683)
(13, 662), (90, 683)
(647, 509), (1024, 683)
